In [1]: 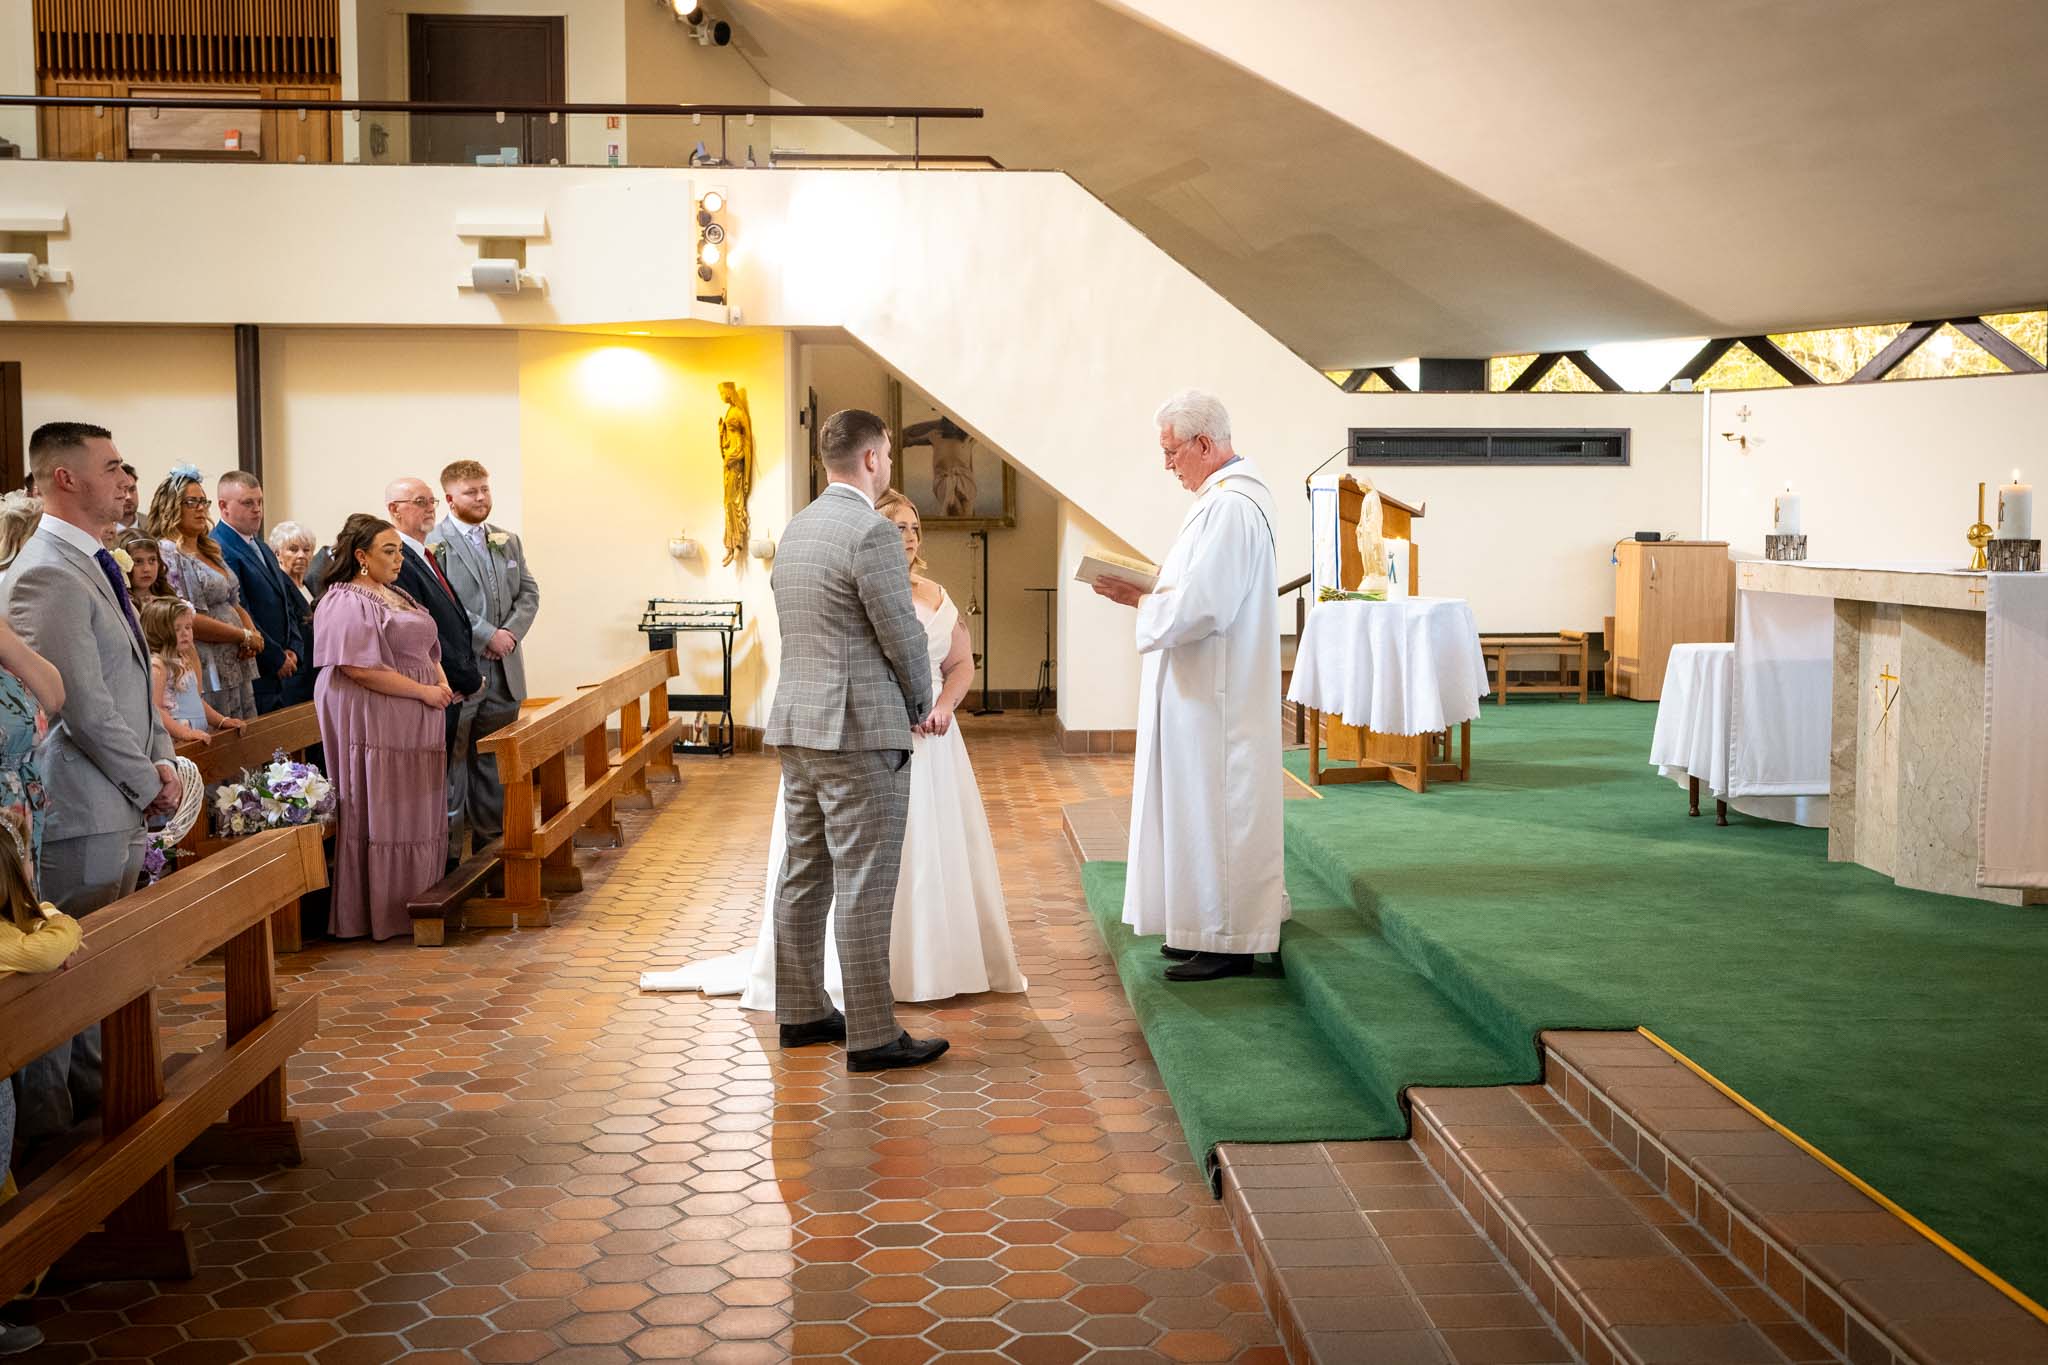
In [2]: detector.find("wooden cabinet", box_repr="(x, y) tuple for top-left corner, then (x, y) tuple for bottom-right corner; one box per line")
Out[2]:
(1612, 541), (1732, 700)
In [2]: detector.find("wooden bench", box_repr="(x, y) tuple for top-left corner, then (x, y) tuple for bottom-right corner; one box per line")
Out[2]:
(1480, 633), (1590, 705)
(173, 702), (324, 952)
(0, 826), (325, 1298)
(410, 651), (684, 946)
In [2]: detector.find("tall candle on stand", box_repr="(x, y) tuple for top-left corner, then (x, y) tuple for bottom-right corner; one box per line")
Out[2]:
(1997, 470), (2033, 540)
(1773, 484), (1802, 535)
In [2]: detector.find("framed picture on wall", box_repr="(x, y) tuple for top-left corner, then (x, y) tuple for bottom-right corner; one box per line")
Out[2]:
(887, 378), (1017, 530)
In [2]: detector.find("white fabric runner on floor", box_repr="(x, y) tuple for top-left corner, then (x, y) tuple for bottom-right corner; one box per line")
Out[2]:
(1979, 574), (2048, 890)
(1286, 598), (1488, 736)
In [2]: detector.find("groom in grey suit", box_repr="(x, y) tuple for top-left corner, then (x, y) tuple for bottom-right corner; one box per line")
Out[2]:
(429, 460), (540, 858)
(766, 408), (947, 1072)
(3, 423), (179, 1145)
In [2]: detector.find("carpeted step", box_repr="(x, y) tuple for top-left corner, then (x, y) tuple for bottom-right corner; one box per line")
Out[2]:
(1279, 905), (1535, 1113)
(1079, 861), (1396, 1182)
(1408, 1082), (1839, 1364)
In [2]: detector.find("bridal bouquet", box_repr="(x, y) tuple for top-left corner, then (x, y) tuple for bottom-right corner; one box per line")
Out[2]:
(212, 750), (337, 838)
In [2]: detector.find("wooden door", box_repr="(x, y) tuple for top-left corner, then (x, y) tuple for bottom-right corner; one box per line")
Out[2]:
(271, 87), (341, 164)
(42, 82), (123, 160)
(0, 363), (22, 494)
(1614, 543), (1645, 698)
(407, 15), (566, 167)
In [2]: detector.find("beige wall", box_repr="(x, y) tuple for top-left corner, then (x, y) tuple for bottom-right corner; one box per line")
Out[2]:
(7, 325), (239, 486)
(800, 341), (1058, 692)
(515, 328), (791, 720)
(0, 0), (33, 155)
(1056, 503), (1145, 731)
(1704, 375), (2048, 564)
(624, 4), (770, 169)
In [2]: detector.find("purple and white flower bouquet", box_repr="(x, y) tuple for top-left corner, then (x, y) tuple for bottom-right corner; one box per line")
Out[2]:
(212, 750), (337, 838)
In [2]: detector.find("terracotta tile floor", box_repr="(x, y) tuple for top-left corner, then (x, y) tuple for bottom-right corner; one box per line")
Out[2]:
(27, 714), (1287, 1365)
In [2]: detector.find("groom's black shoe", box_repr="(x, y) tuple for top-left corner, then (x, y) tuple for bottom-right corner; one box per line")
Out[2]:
(849, 1032), (950, 1073)
(779, 1011), (846, 1048)
(1159, 945), (1198, 962)
(1165, 952), (1254, 982)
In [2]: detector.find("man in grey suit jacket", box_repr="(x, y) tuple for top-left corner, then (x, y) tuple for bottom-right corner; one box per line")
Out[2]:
(766, 408), (947, 1073)
(428, 459), (540, 857)
(3, 423), (179, 1145)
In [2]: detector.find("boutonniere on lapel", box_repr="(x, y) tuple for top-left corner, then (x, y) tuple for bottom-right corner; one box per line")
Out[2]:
(486, 531), (511, 552)
(429, 541), (450, 562)
(111, 547), (135, 574)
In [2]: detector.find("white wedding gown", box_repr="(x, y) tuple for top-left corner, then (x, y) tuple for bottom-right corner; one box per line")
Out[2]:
(640, 587), (1026, 1006)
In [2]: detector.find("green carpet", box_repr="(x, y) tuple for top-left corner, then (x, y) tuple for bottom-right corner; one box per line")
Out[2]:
(1081, 700), (2048, 1304)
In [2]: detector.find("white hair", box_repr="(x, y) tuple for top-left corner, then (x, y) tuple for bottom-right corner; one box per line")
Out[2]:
(267, 519), (316, 553)
(1154, 389), (1233, 446)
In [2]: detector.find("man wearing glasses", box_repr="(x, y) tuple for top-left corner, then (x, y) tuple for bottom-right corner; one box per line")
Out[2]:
(385, 477), (485, 848)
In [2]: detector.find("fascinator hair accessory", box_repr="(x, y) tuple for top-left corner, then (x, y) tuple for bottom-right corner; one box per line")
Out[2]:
(168, 462), (203, 483)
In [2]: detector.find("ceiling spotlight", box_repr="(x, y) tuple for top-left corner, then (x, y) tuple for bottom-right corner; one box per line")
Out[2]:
(697, 265), (714, 283)
(670, 1), (704, 22)
(699, 189), (724, 213)
(698, 241), (721, 267)
(701, 221), (726, 245)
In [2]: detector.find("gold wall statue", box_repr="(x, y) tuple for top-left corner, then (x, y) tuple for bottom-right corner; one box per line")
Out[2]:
(718, 382), (754, 566)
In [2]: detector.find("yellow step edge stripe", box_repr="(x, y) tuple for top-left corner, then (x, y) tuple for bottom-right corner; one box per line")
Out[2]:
(1635, 1026), (2048, 1327)
(1282, 765), (1324, 800)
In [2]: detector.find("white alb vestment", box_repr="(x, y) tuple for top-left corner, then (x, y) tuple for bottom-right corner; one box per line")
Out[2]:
(1122, 458), (1290, 954)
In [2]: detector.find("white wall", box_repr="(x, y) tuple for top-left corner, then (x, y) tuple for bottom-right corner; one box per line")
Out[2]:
(1704, 375), (2048, 564)
(1057, 503), (1145, 731)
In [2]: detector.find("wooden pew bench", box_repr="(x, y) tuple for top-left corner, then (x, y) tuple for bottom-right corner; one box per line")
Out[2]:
(173, 702), (324, 952)
(1480, 632), (1590, 705)
(0, 826), (325, 1298)
(410, 652), (684, 946)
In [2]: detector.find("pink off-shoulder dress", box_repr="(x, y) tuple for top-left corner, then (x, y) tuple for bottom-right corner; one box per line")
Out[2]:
(314, 582), (447, 941)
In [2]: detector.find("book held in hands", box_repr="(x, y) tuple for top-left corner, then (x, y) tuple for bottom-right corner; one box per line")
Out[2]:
(1073, 550), (1161, 594)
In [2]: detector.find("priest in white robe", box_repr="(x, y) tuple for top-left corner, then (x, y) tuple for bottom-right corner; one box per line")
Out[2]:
(1092, 389), (1290, 981)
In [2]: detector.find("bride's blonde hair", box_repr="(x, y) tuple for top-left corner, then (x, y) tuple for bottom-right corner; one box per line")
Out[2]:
(874, 489), (928, 574)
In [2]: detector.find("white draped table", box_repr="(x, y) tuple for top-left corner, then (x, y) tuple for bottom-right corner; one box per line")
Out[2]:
(1648, 641), (1828, 828)
(1286, 598), (1489, 791)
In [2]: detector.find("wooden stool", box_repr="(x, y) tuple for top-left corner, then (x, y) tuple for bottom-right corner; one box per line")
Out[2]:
(1480, 634), (1590, 705)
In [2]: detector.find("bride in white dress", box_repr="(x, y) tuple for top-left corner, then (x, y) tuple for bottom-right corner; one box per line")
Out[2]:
(641, 489), (1026, 1006)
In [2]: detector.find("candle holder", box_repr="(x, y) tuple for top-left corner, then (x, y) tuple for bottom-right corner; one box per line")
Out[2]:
(1765, 534), (1807, 562)
(1967, 481), (1992, 571)
(1987, 539), (2041, 573)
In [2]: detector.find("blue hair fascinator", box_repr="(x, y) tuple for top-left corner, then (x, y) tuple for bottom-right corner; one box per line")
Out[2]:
(168, 462), (202, 482)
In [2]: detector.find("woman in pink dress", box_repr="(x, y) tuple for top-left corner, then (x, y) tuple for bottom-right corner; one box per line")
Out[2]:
(313, 514), (458, 940)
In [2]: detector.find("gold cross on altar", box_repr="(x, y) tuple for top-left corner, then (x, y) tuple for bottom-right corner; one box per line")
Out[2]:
(1968, 581), (1986, 604)
(1875, 667), (1901, 732)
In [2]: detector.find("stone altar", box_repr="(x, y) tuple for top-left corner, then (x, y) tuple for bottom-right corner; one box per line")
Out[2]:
(1737, 561), (2043, 906)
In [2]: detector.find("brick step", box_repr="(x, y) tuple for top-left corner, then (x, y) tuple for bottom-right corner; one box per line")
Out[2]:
(1411, 1081), (1833, 1364)
(1539, 1031), (2048, 1365)
(1219, 1141), (1576, 1365)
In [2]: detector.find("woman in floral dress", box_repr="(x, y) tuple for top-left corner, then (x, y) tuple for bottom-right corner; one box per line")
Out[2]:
(147, 465), (262, 721)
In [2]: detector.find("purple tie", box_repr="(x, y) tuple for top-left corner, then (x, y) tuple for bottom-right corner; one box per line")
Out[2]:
(94, 548), (146, 653)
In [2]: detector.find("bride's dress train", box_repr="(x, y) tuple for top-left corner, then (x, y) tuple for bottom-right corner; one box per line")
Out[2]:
(640, 588), (1025, 1006)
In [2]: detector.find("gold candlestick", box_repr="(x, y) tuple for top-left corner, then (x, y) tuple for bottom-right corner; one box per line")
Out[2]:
(1968, 480), (1993, 570)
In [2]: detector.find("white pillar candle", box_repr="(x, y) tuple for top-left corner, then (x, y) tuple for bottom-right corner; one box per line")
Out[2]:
(1997, 470), (2033, 540)
(1773, 487), (1802, 536)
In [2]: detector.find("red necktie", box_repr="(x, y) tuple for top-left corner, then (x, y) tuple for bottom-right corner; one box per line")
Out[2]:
(425, 549), (455, 600)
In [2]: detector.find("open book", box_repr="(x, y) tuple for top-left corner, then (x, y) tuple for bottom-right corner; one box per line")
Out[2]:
(1074, 550), (1161, 593)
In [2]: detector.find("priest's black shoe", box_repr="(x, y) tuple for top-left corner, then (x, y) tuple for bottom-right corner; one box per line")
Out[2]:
(1164, 952), (1253, 982)
(848, 1032), (950, 1073)
(1159, 945), (1198, 961)
(779, 1011), (845, 1048)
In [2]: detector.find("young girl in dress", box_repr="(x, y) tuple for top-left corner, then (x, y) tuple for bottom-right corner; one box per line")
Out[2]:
(122, 534), (177, 606)
(142, 598), (247, 745)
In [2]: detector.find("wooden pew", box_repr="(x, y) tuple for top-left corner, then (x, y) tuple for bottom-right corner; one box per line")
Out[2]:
(0, 826), (325, 1299)
(172, 701), (324, 952)
(410, 652), (683, 946)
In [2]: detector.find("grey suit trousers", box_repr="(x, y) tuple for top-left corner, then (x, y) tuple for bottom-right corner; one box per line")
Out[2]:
(450, 657), (520, 855)
(774, 746), (911, 1052)
(15, 828), (146, 1145)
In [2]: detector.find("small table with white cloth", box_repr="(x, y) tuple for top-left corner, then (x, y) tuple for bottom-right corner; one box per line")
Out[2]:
(1286, 597), (1489, 791)
(1648, 641), (1829, 829)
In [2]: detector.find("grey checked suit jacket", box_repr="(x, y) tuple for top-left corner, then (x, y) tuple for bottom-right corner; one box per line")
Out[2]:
(766, 485), (934, 752)
(0, 526), (174, 841)
(427, 517), (541, 702)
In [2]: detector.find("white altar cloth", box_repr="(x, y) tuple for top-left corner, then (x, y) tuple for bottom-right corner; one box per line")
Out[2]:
(1286, 598), (1488, 735)
(1729, 588), (1834, 801)
(1650, 641), (1826, 827)
(1980, 574), (2048, 889)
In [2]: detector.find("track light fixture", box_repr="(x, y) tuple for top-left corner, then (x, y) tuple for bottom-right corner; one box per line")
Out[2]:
(695, 186), (729, 302)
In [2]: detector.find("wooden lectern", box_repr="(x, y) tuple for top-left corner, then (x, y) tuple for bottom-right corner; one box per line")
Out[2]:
(1313, 478), (1468, 791)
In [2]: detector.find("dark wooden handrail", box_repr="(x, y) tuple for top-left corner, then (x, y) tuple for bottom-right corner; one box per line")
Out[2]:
(1278, 573), (1311, 596)
(0, 95), (982, 119)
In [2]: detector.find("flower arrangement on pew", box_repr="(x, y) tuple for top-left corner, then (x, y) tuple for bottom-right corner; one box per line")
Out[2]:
(212, 750), (337, 838)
